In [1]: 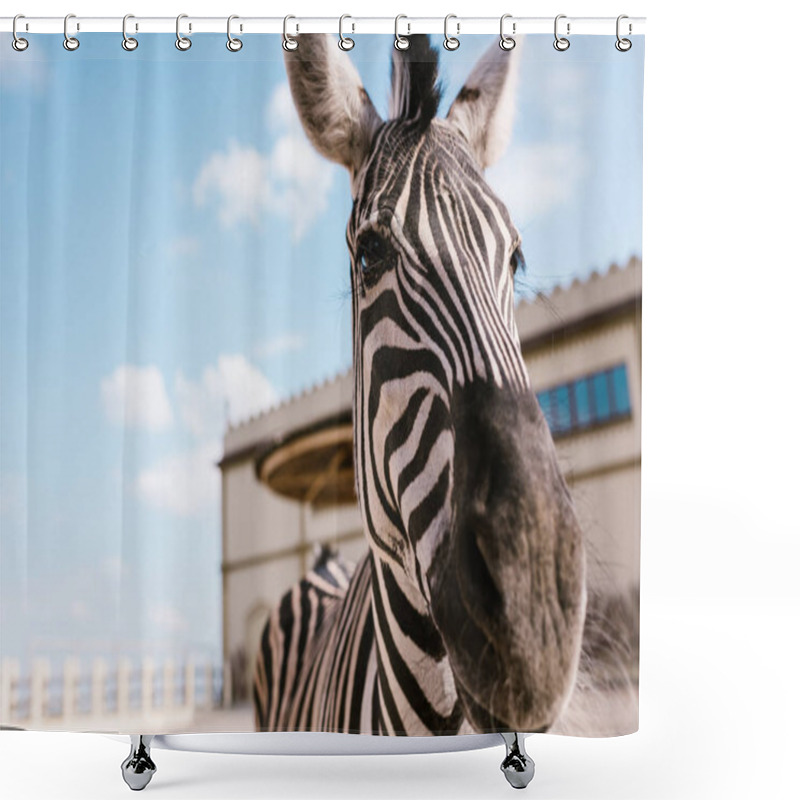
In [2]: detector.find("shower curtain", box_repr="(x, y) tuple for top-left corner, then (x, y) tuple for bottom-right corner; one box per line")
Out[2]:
(0, 28), (643, 738)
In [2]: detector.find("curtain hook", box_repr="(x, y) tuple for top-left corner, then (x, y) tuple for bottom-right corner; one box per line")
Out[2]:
(122, 15), (138, 51)
(394, 15), (410, 51)
(339, 15), (355, 51)
(227, 15), (243, 51)
(443, 14), (460, 51)
(499, 14), (516, 51)
(283, 15), (298, 51)
(12, 14), (29, 52)
(175, 14), (192, 51)
(615, 15), (632, 51)
(63, 13), (80, 51)
(553, 14), (570, 51)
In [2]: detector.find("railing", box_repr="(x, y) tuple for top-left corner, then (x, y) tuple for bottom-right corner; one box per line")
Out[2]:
(0, 656), (226, 732)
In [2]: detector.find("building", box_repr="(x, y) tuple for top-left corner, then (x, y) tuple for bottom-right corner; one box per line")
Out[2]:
(218, 257), (642, 702)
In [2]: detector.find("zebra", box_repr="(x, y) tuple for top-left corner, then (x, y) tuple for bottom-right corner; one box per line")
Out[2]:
(252, 34), (587, 786)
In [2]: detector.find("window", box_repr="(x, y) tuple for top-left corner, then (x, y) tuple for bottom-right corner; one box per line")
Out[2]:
(553, 385), (571, 433)
(535, 363), (632, 438)
(538, 391), (552, 429)
(574, 378), (591, 427)
(592, 372), (611, 421)
(611, 364), (631, 415)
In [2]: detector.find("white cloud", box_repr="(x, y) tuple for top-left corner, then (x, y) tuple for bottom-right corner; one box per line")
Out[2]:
(101, 555), (124, 582)
(541, 65), (590, 128)
(148, 603), (189, 634)
(133, 355), (277, 518)
(253, 333), (305, 359)
(168, 235), (200, 257)
(98, 556), (128, 586)
(270, 133), (335, 238)
(193, 83), (335, 239)
(100, 365), (173, 431)
(193, 141), (269, 229)
(175, 354), (278, 438)
(267, 81), (297, 131)
(136, 441), (220, 518)
(487, 142), (585, 225)
(70, 600), (90, 621)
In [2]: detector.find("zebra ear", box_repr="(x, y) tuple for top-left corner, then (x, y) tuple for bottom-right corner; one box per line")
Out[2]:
(284, 34), (382, 173)
(445, 40), (521, 169)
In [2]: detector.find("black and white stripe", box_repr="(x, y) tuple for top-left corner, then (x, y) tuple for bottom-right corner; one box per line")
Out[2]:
(255, 35), (585, 736)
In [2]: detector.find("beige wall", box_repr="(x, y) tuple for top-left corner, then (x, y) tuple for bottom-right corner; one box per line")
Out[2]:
(525, 314), (641, 595)
(571, 464), (641, 595)
(223, 461), (303, 565)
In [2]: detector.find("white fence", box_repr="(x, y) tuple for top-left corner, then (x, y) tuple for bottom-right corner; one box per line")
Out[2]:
(0, 656), (228, 732)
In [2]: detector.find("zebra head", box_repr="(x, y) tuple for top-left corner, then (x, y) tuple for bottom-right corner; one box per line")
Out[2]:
(285, 35), (586, 733)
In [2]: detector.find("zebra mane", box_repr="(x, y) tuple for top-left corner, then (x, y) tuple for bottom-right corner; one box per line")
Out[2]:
(389, 35), (442, 128)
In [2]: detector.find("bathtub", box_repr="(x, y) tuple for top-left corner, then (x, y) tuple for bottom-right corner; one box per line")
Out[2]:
(107, 731), (534, 791)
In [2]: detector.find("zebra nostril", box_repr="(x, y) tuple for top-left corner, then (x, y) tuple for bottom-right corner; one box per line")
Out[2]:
(468, 452), (504, 517)
(471, 486), (489, 516)
(458, 515), (503, 612)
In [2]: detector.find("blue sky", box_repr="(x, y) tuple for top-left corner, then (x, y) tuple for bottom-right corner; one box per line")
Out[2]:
(0, 33), (643, 667)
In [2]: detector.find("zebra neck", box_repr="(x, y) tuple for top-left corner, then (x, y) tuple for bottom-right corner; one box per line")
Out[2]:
(368, 553), (470, 734)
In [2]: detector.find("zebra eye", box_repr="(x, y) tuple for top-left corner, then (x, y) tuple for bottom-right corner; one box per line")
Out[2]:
(356, 230), (395, 288)
(510, 245), (526, 276)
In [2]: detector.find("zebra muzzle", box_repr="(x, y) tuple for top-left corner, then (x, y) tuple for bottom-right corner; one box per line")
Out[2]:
(426, 381), (586, 731)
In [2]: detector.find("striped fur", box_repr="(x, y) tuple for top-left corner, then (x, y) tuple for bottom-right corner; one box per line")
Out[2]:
(255, 35), (586, 736)
(253, 550), (375, 732)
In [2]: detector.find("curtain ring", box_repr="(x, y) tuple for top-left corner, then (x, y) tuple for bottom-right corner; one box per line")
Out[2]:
(443, 14), (460, 51)
(283, 15), (298, 51)
(227, 15), (243, 51)
(339, 15), (355, 51)
(122, 15), (138, 51)
(394, 15), (410, 51)
(176, 14), (191, 51)
(615, 15), (632, 51)
(63, 13), (80, 51)
(553, 14), (570, 51)
(12, 15), (29, 52)
(499, 14), (515, 51)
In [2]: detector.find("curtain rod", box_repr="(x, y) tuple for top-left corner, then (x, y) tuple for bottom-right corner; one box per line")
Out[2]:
(1, 16), (645, 36)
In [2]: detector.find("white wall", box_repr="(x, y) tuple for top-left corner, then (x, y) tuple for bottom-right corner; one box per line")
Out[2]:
(223, 462), (303, 564)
